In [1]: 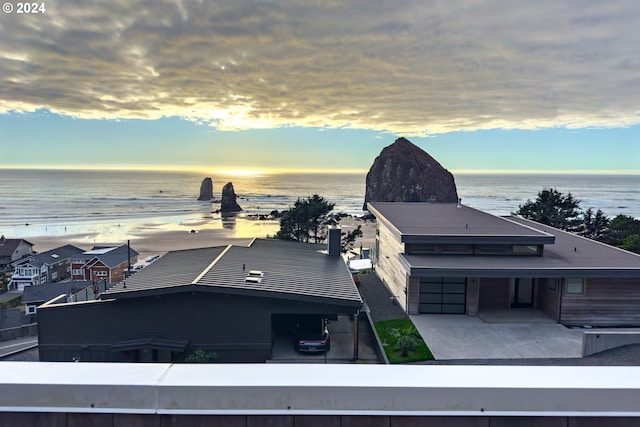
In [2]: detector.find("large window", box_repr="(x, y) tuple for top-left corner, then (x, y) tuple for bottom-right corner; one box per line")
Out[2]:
(406, 243), (542, 256)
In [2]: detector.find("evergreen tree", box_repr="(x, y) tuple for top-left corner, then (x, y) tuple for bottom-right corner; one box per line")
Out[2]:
(578, 208), (609, 240)
(600, 215), (640, 246)
(275, 195), (335, 243)
(515, 188), (582, 231)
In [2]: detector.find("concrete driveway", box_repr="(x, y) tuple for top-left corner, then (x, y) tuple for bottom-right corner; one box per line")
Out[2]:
(410, 314), (584, 360)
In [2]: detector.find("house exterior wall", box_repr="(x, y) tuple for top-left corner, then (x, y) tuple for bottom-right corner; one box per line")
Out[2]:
(38, 291), (349, 363)
(478, 278), (510, 311)
(536, 278), (561, 322)
(466, 277), (480, 315)
(374, 222), (408, 311)
(560, 278), (640, 326)
(407, 275), (420, 314)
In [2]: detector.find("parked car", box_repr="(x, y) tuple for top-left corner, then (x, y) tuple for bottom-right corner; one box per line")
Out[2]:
(294, 320), (330, 353)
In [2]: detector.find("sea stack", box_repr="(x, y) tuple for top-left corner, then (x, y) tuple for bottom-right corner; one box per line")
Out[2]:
(198, 177), (214, 201)
(220, 182), (242, 212)
(363, 137), (458, 209)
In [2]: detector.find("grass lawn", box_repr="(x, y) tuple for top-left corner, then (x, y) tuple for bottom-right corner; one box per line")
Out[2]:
(374, 317), (434, 363)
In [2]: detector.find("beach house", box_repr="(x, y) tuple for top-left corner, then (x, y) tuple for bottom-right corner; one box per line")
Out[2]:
(37, 238), (362, 363)
(0, 236), (33, 273)
(70, 244), (139, 285)
(10, 244), (84, 291)
(369, 202), (640, 326)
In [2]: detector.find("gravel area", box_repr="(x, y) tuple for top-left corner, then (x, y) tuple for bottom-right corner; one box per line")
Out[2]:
(357, 272), (406, 322)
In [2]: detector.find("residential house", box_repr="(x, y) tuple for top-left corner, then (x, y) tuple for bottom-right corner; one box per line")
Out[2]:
(0, 236), (33, 272)
(369, 202), (640, 326)
(37, 237), (362, 363)
(70, 244), (139, 285)
(10, 244), (85, 291)
(22, 281), (93, 316)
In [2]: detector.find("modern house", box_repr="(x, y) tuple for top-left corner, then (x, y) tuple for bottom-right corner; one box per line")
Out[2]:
(22, 281), (93, 316)
(10, 244), (84, 291)
(70, 244), (139, 285)
(37, 237), (362, 363)
(369, 202), (640, 326)
(0, 236), (33, 273)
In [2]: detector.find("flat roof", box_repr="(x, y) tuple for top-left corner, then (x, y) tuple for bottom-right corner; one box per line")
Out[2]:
(104, 239), (362, 308)
(402, 216), (640, 278)
(368, 202), (555, 245)
(1, 362), (640, 416)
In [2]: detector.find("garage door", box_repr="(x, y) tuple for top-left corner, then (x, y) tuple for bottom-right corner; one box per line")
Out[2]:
(419, 277), (466, 314)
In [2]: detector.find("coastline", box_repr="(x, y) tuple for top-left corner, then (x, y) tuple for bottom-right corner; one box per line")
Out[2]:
(23, 215), (376, 259)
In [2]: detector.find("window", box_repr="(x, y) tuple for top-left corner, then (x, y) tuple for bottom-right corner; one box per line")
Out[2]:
(510, 245), (541, 255)
(95, 271), (107, 276)
(26, 305), (37, 315)
(566, 278), (584, 294)
(72, 269), (84, 275)
(51, 271), (57, 279)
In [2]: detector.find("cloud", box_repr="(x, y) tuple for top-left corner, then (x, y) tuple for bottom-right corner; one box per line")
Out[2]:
(1, 0), (639, 135)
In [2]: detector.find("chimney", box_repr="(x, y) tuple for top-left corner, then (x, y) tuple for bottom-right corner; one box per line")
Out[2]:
(327, 226), (341, 257)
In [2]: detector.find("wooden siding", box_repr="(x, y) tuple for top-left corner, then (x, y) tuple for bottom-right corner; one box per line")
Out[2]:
(466, 278), (480, 315)
(407, 275), (420, 314)
(537, 278), (561, 321)
(374, 222), (408, 311)
(38, 291), (353, 363)
(478, 278), (510, 311)
(560, 278), (640, 326)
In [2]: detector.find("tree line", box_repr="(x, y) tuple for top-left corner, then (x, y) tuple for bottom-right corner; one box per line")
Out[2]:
(515, 188), (640, 254)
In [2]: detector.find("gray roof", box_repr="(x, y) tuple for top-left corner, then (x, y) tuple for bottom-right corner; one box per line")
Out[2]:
(74, 244), (139, 268)
(22, 281), (93, 304)
(368, 202), (555, 245)
(104, 239), (362, 308)
(0, 238), (34, 257)
(30, 245), (85, 267)
(402, 216), (640, 278)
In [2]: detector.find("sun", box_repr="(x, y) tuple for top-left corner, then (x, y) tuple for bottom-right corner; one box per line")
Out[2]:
(216, 169), (268, 176)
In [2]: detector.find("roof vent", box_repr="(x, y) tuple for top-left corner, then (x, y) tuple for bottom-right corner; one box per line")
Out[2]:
(248, 270), (263, 277)
(245, 276), (263, 284)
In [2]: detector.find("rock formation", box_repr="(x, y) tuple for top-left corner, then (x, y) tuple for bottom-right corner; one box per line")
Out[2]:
(363, 137), (458, 209)
(221, 182), (242, 212)
(197, 177), (214, 201)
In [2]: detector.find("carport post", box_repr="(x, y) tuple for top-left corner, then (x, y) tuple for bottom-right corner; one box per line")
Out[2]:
(353, 312), (359, 360)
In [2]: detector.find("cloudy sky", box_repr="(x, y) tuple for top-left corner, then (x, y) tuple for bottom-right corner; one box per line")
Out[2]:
(1, 0), (639, 173)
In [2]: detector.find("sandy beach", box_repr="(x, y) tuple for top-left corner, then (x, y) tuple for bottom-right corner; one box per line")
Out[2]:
(25, 216), (377, 259)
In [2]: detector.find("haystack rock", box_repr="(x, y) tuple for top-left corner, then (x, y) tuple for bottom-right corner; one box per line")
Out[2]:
(197, 177), (214, 201)
(363, 137), (458, 209)
(221, 182), (242, 212)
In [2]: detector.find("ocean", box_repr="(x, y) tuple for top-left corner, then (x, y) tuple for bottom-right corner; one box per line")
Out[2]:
(1, 169), (639, 240)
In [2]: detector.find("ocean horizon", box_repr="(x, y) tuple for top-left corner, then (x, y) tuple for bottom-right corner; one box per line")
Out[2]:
(1, 168), (639, 242)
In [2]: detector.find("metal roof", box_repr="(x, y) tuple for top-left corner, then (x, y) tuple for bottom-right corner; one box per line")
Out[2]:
(368, 202), (555, 245)
(401, 216), (640, 278)
(103, 247), (226, 295)
(22, 281), (93, 304)
(104, 239), (362, 308)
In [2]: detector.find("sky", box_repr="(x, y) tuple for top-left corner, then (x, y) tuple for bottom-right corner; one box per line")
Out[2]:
(1, 0), (639, 174)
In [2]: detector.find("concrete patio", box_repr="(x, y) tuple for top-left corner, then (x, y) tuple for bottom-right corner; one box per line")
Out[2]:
(410, 310), (585, 360)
